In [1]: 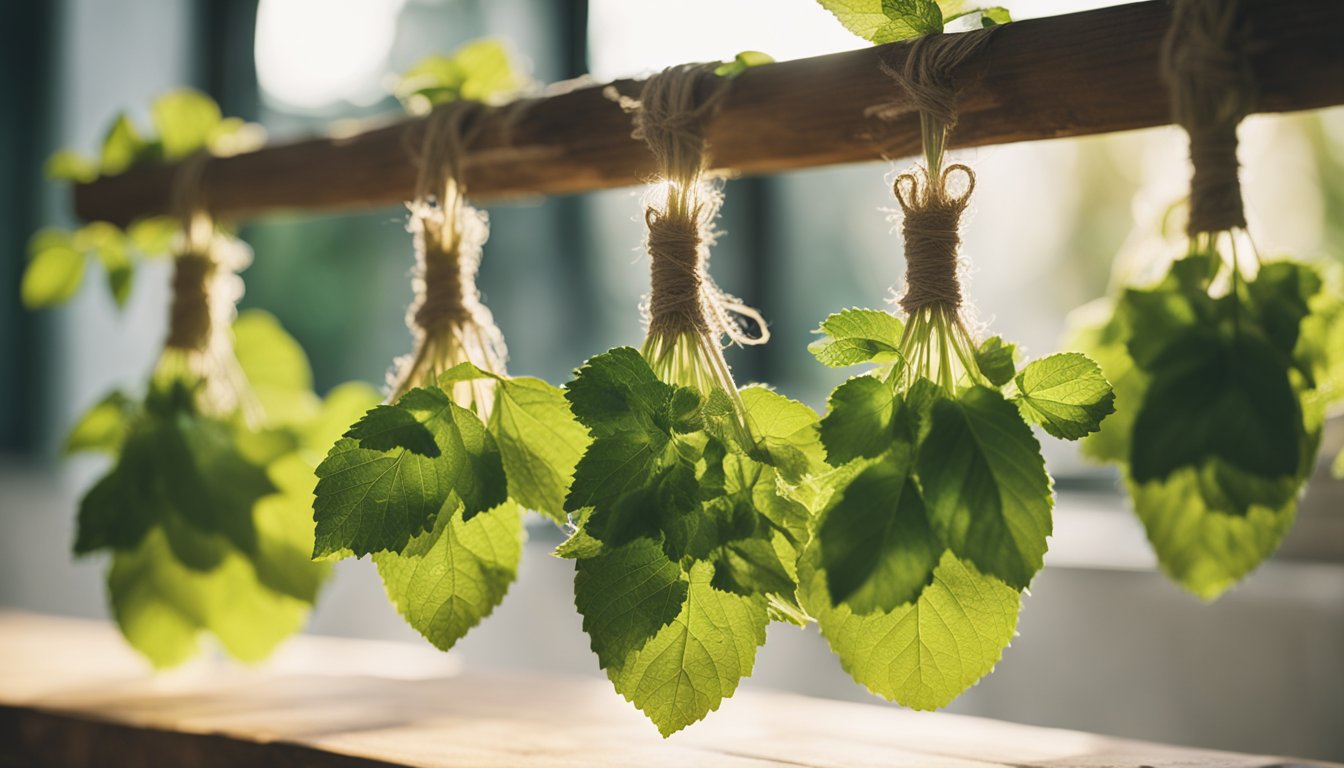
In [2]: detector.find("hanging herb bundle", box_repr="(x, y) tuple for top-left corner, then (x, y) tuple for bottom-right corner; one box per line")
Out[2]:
(1075, 0), (1344, 600)
(23, 89), (262, 310)
(802, 5), (1114, 710)
(40, 93), (372, 667)
(310, 48), (591, 652)
(71, 217), (375, 668)
(556, 62), (823, 737)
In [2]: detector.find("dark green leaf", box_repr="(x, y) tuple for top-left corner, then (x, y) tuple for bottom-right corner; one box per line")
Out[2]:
(1129, 333), (1303, 487)
(819, 454), (941, 612)
(819, 376), (898, 464)
(917, 386), (1052, 589)
(574, 538), (688, 670)
(974, 336), (1016, 387)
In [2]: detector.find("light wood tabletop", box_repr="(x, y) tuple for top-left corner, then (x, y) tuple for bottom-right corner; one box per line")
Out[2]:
(0, 611), (1332, 768)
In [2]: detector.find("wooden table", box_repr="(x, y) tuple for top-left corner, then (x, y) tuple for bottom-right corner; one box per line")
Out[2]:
(0, 612), (1332, 768)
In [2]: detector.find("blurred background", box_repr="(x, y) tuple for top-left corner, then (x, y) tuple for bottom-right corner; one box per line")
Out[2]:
(2, 0), (1343, 761)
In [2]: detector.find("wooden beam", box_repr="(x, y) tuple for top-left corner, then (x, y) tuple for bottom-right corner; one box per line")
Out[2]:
(73, 0), (1344, 227)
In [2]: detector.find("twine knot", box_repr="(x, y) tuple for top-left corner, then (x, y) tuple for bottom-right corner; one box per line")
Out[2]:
(1163, 0), (1256, 234)
(623, 63), (768, 346)
(165, 253), (215, 351)
(872, 27), (996, 129)
(895, 164), (974, 314)
(406, 101), (496, 336)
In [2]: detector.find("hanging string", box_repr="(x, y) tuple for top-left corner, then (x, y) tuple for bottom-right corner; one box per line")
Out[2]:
(869, 30), (994, 315)
(1162, 0), (1256, 235)
(390, 100), (508, 402)
(614, 63), (769, 346)
(894, 164), (974, 313)
(165, 152), (217, 352)
(870, 28), (995, 131)
(406, 101), (503, 343)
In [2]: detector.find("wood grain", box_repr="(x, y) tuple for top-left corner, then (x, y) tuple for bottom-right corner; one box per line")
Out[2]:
(0, 612), (1335, 768)
(71, 0), (1344, 227)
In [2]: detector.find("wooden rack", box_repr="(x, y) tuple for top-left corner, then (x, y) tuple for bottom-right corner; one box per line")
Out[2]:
(73, 0), (1344, 227)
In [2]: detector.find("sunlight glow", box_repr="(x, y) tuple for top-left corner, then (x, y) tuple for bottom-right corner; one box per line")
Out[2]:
(588, 0), (861, 81)
(255, 0), (405, 110)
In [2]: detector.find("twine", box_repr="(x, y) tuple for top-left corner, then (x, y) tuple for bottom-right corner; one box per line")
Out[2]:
(1162, 0), (1256, 235)
(165, 153), (216, 351)
(869, 27), (995, 130)
(618, 63), (768, 345)
(406, 102), (498, 339)
(390, 99), (507, 401)
(894, 164), (975, 313)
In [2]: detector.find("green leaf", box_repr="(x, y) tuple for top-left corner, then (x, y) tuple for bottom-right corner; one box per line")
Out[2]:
(566, 346), (672, 438)
(974, 336), (1016, 387)
(740, 385), (825, 482)
(714, 51), (775, 79)
(100, 113), (151, 175)
(979, 6), (1011, 25)
(396, 38), (528, 113)
(45, 149), (98, 182)
(126, 216), (178, 257)
(574, 538), (689, 670)
(808, 308), (904, 368)
(233, 310), (321, 426)
(1013, 352), (1115, 440)
(1131, 466), (1296, 601)
(818, 0), (944, 42)
(374, 500), (523, 650)
(1129, 333), (1303, 487)
(300, 381), (383, 456)
(76, 222), (133, 308)
(490, 377), (590, 523)
(819, 375), (898, 464)
(66, 391), (137, 455)
(818, 454), (940, 612)
(22, 231), (85, 308)
(346, 405), (441, 457)
(944, 4), (1011, 27)
(76, 385), (274, 562)
(313, 386), (507, 557)
(250, 453), (332, 603)
(917, 386), (1052, 589)
(605, 561), (767, 736)
(799, 546), (1019, 710)
(151, 89), (223, 160)
(109, 527), (308, 668)
(565, 429), (666, 517)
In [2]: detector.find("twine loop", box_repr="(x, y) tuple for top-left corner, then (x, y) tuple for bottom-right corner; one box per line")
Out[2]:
(1162, 0), (1256, 234)
(895, 163), (974, 314)
(620, 63), (768, 346)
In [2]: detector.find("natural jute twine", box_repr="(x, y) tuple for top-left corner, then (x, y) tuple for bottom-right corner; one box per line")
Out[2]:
(894, 164), (975, 313)
(874, 30), (994, 314)
(165, 153), (216, 352)
(1162, 0), (1256, 235)
(616, 63), (768, 346)
(407, 101), (497, 338)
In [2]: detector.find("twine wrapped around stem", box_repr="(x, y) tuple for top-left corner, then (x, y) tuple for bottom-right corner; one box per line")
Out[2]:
(390, 101), (507, 405)
(894, 164), (975, 314)
(616, 64), (768, 347)
(1162, 0), (1256, 235)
